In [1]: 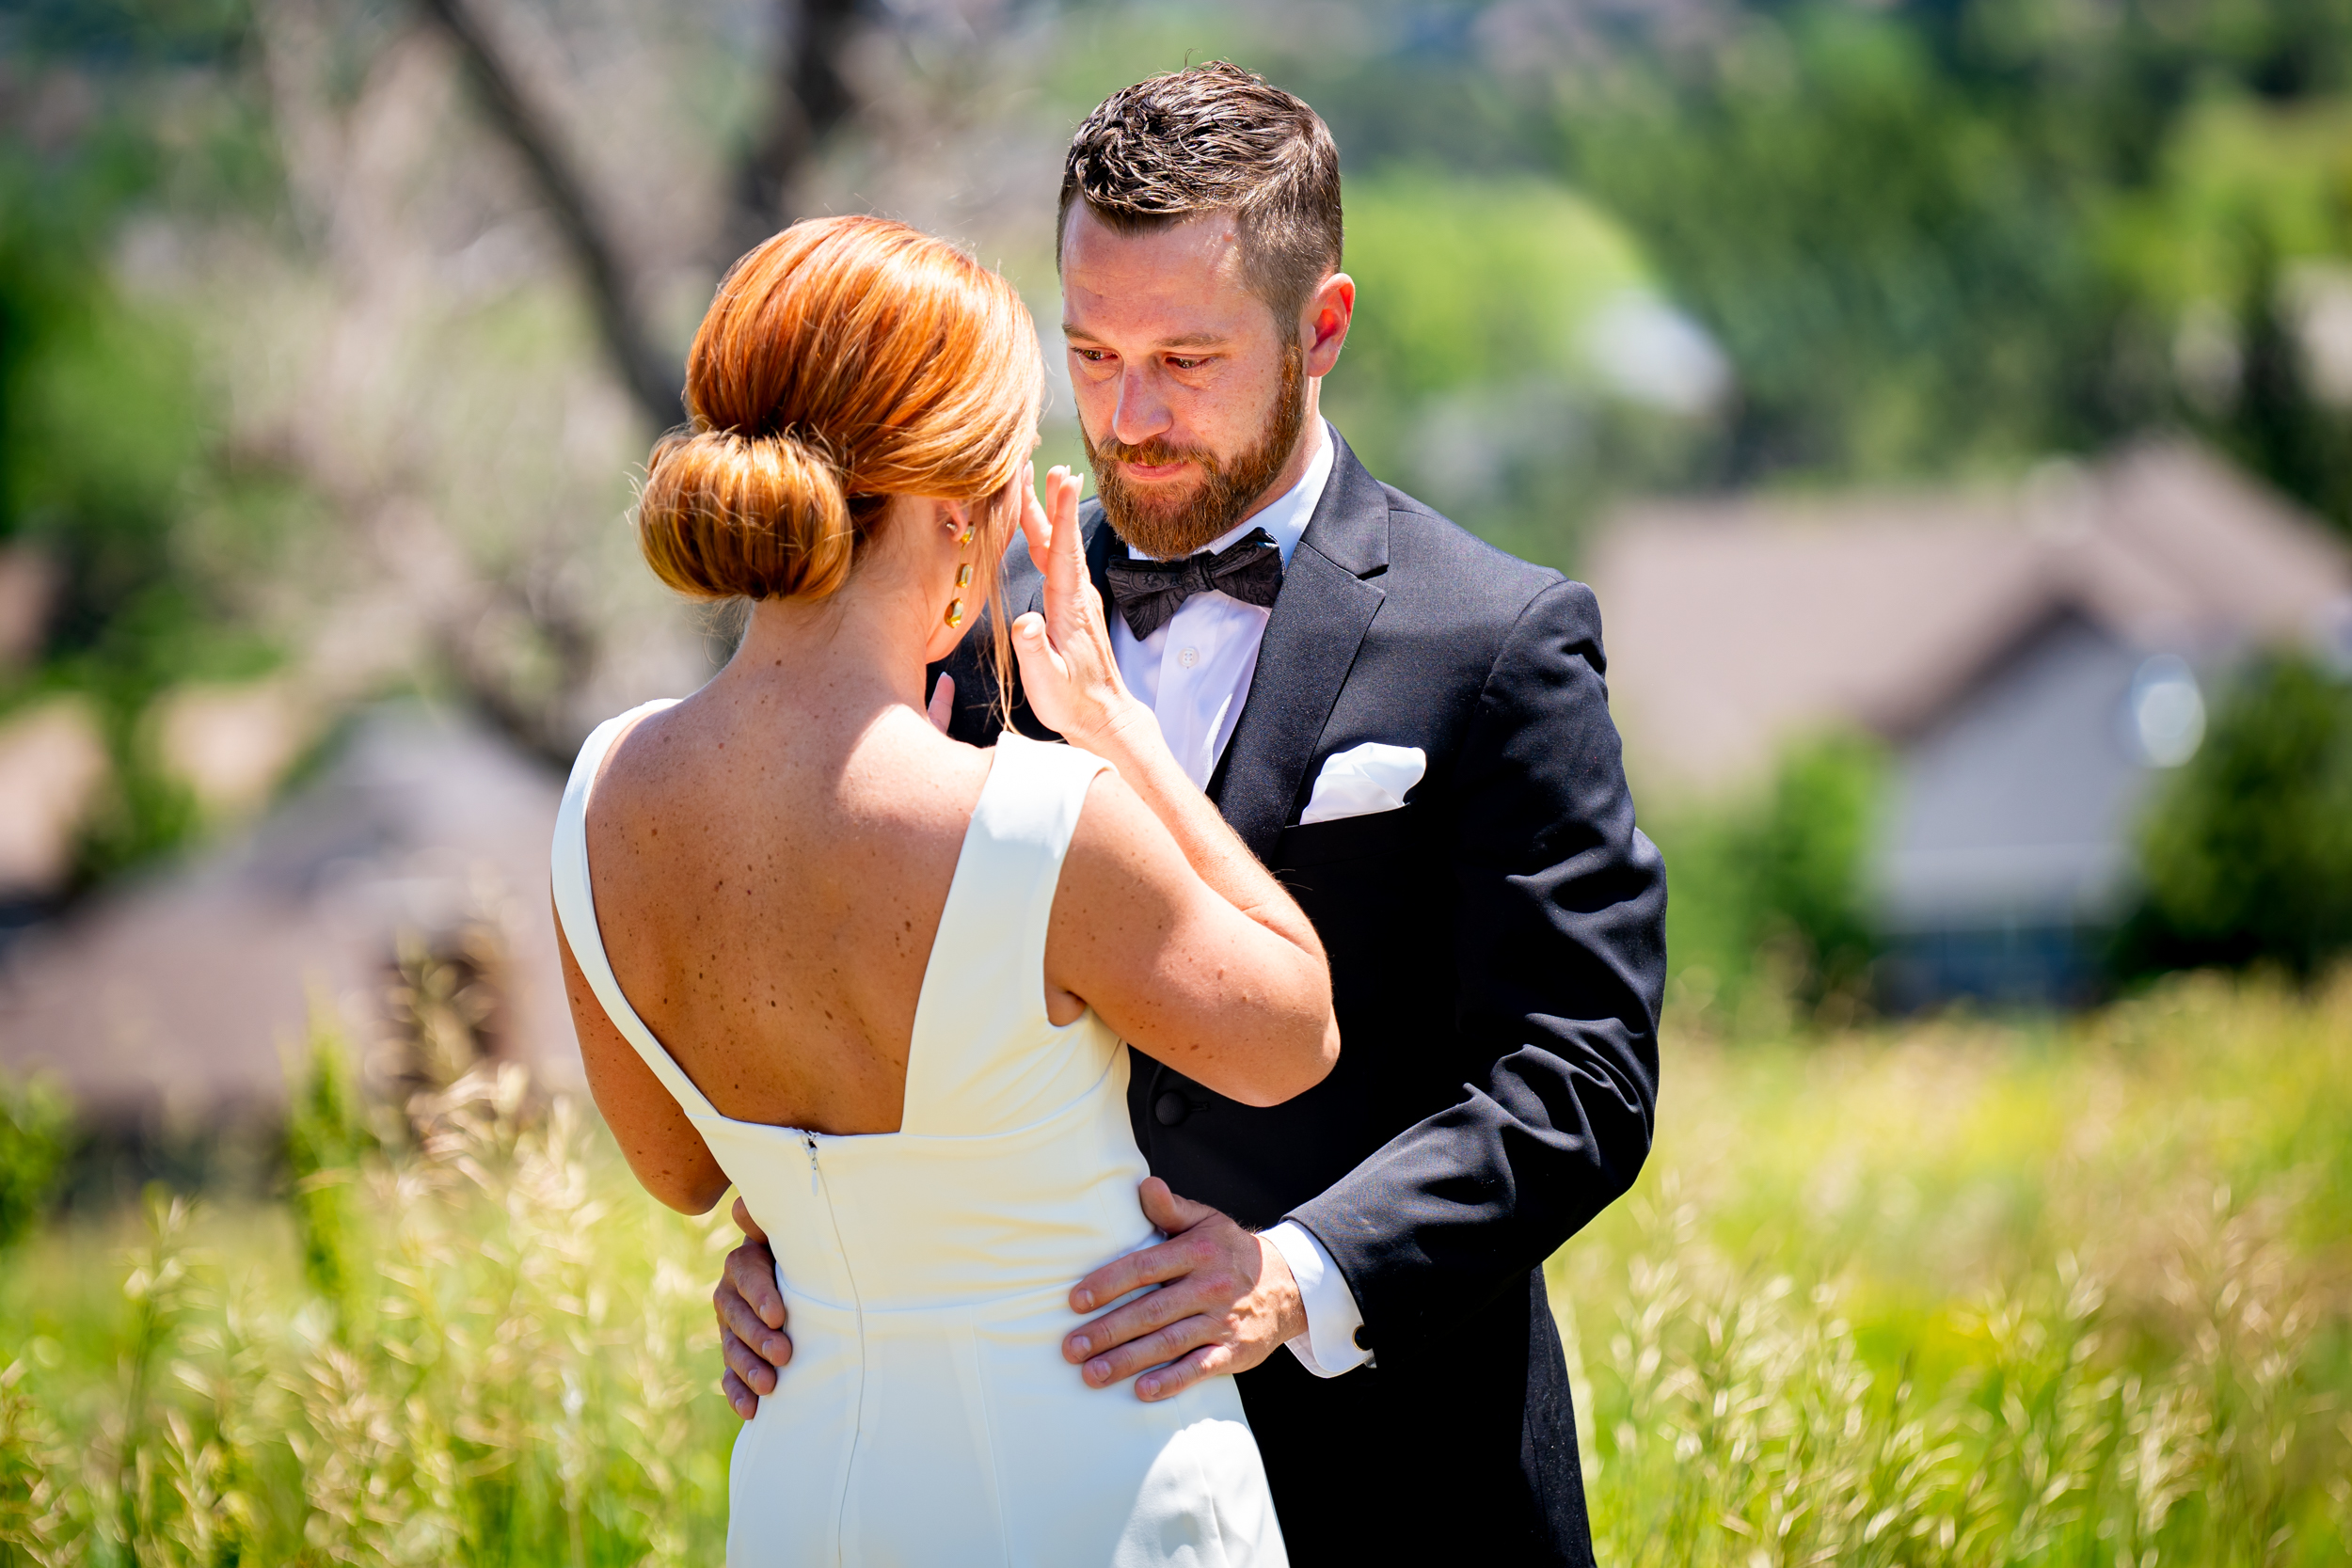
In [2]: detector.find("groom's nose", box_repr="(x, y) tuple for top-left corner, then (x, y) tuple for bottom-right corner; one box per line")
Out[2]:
(1109, 365), (1174, 449)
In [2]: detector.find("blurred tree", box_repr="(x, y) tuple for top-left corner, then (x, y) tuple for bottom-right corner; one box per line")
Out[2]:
(722, 0), (864, 265)
(2122, 652), (2352, 979)
(1656, 730), (1886, 1018)
(1551, 0), (2352, 524)
(405, 0), (883, 757)
(0, 66), (283, 884)
(0, 1071), (70, 1251)
(1556, 3), (2135, 482)
(1327, 168), (1711, 565)
(418, 0), (877, 432)
(2219, 233), (2352, 537)
(418, 0), (688, 427)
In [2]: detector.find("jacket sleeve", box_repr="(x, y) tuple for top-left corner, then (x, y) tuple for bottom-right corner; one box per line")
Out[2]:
(1284, 578), (1666, 1350)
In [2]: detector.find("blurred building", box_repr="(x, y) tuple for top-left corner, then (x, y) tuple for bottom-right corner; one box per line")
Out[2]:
(1592, 440), (2352, 1005)
(0, 702), (580, 1152)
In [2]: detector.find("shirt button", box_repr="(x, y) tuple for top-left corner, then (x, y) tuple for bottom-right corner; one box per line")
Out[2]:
(1178, 645), (1200, 669)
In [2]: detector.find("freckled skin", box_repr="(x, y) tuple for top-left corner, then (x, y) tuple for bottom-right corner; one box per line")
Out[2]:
(558, 476), (1337, 1220)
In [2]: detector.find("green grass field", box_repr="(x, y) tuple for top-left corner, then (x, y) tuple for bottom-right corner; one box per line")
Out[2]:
(4, 972), (2347, 1565)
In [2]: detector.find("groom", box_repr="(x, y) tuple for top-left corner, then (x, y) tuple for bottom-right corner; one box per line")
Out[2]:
(713, 63), (1665, 1565)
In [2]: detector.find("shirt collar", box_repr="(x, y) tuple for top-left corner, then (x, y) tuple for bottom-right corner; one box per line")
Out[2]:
(1132, 420), (1333, 569)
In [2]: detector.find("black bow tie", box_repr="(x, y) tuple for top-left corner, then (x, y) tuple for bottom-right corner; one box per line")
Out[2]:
(1104, 528), (1285, 641)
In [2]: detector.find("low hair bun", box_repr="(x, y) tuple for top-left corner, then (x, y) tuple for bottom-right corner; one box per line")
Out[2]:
(637, 426), (858, 602)
(635, 214), (1041, 727)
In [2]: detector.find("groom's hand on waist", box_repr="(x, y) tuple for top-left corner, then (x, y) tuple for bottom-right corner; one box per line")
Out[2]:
(715, 1196), (793, 1420)
(1063, 1178), (1306, 1402)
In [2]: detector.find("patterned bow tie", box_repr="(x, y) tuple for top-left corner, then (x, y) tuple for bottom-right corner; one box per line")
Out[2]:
(1104, 528), (1285, 641)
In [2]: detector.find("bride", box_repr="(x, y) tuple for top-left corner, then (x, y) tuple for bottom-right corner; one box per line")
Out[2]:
(549, 214), (1336, 1565)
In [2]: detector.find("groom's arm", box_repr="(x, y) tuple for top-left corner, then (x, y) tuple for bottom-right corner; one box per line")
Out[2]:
(1057, 578), (1662, 1397)
(1285, 577), (1665, 1351)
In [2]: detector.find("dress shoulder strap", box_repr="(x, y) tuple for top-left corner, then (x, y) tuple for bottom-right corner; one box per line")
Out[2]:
(548, 699), (723, 1123)
(898, 734), (1113, 1133)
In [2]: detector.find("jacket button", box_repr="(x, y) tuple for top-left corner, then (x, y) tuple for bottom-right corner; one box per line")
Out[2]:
(1353, 1324), (1375, 1353)
(1152, 1091), (1190, 1127)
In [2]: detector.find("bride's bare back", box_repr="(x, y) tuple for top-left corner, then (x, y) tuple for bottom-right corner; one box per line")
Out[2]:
(582, 692), (993, 1136)
(556, 473), (1338, 1218)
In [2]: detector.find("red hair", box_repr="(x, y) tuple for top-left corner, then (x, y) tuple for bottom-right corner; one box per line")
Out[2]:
(639, 216), (1041, 650)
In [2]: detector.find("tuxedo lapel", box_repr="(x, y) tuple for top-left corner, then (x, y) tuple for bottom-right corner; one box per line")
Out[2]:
(1209, 434), (1391, 861)
(1085, 504), (1119, 610)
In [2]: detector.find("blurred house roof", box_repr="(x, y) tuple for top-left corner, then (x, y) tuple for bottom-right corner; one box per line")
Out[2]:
(1588, 440), (2352, 797)
(0, 701), (580, 1126)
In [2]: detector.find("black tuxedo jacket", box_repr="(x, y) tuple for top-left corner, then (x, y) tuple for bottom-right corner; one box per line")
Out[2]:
(931, 433), (1665, 1566)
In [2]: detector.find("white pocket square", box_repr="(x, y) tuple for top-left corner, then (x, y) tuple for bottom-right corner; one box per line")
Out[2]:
(1299, 743), (1426, 825)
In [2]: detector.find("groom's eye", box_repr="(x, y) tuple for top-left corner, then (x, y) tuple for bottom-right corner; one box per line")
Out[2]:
(1167, 356), (1208, 371)
(1073, 347), (1113, 364)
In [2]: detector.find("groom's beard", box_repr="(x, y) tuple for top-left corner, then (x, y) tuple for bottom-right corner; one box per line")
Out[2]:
(1086, 346), (1306, 561)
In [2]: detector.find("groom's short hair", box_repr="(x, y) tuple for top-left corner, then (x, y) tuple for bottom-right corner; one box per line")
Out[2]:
(1059, 62), (1343, 330)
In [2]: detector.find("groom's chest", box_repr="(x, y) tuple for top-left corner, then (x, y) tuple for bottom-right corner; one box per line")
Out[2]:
(1069, 501), (1516, 898)
(1114, 592), (1273, 789)
(1211, 586), (1491, 921)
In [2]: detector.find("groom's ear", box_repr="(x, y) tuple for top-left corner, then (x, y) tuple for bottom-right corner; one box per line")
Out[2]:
(1302, 272), (1355, 378)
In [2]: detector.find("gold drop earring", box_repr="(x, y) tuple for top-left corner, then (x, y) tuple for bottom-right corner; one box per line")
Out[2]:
(946, 516), (976, 628)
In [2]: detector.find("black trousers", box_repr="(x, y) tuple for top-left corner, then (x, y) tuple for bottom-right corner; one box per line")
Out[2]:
(1232, 1271), (1595, 1566)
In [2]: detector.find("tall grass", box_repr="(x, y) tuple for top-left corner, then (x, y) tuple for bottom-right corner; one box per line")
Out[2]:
(1559, 971), (2352, 1566)
(0, 1065), (736, 1566)
(1, 972), (2347, 1564)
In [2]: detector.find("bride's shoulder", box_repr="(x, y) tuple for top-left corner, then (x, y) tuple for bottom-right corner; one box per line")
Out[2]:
(841, 714), (998, 827)
(579, 697), (690, 791)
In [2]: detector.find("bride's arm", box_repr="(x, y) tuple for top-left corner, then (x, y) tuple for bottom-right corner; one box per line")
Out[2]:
(1049, 773), (1336, 1105)
(1016, 467), (1339, 1106)
(556, 914), (730, 1214)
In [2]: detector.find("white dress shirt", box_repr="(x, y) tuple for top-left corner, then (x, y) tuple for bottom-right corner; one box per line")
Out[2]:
(1107, 421), (1373, 1379)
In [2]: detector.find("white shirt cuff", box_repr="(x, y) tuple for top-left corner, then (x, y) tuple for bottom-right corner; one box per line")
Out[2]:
(1261, 1220), (1373, 1378)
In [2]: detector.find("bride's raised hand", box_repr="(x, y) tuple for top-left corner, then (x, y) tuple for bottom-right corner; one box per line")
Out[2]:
(1012, 464), (1151, 754)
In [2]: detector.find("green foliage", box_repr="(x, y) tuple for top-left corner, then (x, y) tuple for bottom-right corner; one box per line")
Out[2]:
(283, 1014), (366, 1337)
(2100, 93), (2352, 321)
(6, 0), (254, 68)
(0, 1352), (80, 1559)
(109, 1190), (208, 1559)
(1322, 169), (1713, 566)
(0, 122), (291, 887)
(1047, 0), (2352, 549)
(2214, 233), (2352, 540)
(1554, 0), (2352, 524)
(1337, 169), (1648, 400)
(2125, 652), (2352, 978)
(1562, 3), (2112, 482)
(1656, 731), (1887, 1016)
(0, 1074), (70, 1254)
(0, 247), (205, 597)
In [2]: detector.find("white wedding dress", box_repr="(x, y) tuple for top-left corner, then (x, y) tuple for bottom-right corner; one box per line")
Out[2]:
(553, 702), (1288, 1567)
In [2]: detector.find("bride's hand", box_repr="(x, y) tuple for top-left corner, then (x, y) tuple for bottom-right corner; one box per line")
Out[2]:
(1012, 464), (1152, 754)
